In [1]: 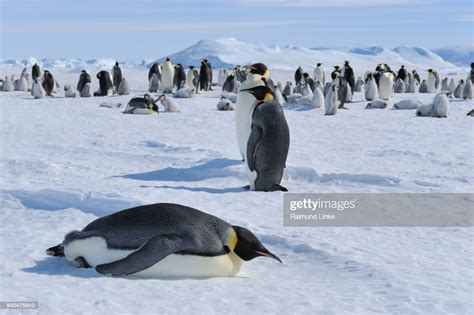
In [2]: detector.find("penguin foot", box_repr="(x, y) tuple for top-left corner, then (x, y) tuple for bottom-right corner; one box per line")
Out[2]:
(75, 256), (91, 268)
(271, 184), (288, 192)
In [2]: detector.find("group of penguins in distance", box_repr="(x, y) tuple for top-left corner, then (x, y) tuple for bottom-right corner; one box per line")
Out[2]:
(3, 60), (473, 279)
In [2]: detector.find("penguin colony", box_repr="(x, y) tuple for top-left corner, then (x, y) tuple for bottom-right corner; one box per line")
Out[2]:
(3, 59), (472, 278)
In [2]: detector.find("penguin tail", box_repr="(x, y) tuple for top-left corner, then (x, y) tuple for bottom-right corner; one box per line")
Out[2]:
(46, 244), (64, 257)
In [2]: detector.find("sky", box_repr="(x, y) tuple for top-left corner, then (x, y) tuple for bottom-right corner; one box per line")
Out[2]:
(0, 0), (472, 60)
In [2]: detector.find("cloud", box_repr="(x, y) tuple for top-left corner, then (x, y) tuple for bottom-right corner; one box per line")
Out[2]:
(235, 0), (428, 7)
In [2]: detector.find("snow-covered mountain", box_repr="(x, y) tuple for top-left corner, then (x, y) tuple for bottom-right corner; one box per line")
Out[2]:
(1, 38), (468, 73)
(432, 47), (474, 67)
(151, 38), (464, 73)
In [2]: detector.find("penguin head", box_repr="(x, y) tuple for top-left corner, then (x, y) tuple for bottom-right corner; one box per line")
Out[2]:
(115, 61), (119, 66)
(166, 58), (170, 62)
(317, 63), (322, 67)
(240, 85), (274, 102)
(231, 226), (281, 263)
(471, 62), (474, 68)
(189, 65), (194, 70)
(247, 63), (270, 78)
(344, 60), (349, 66)
(428, 69), (433, 73)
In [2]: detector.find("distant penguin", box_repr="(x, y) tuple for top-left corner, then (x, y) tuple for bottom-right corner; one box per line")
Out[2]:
(112, 62), (122, 93)
(149, 73), (160, 93)
(365, 100), (387, 109)
(158, 94), (181, 112)
(206, 60), (213, 88)
(454, 80), (465, 98)
(323, 82), (332, 97)
(470, 62), (474, 83)
(218, 69), (228, 86)
(173, 64), (186, 89)
(15, 76), (28, 91)
(365, 73), (379, 101)
(117, 78), (130, 95)
(64, 84), (77, 97)
(419, 80), (428, 93)
(148, 63), (161, 81)
(161, 58), (174, 93)
(81, 83), (92, 97)
(123, 94), (158, 114)
(311, 81), (324, 108)
(186, 66), (199, 90)
(337, 78), (351, 108)
(241, 85), (289, 191)
(94, 71), (113, 96)
(313, 63), (325, 85)
(217, 97), (236, 111)
(394, 78), (405, 93)
(199, 60), (211, 91)
(235, 65), (246, 82)
(412, 70), (420, 83)
(331, 66), (340, 81)
(295, 66), (304, 86)
(463, 79), (472, 100)
(396, 65), (407, 81)
(222, 74), (236, 93)
(173, 86), (196, 98)
(408, 76), (419, 93)
(282, 82), (292, 96)
(325, 84), (339, 115)
(4, 76), (14, 91)
(31, 78), (45, 98)
(77, 70), (91, 96)
(47, 203), (281, 277)
(355, 77), (365, 92)
(440, 77), (449, 91)
(448, 78), (456, 93)
(32, 63), (41, 80)
(233, 80), (241, 94)
(295, 85), (313, 106)
(274, 86), (284, 106)
(276, 81), (283, 93)
(392, 99), (421, 110)
(343, 61), (355, 95)
(303, 73), (315, 92)
(42, 70), (55, 96)
(378, 72), (394, 100)
(427, 69), (439, 93)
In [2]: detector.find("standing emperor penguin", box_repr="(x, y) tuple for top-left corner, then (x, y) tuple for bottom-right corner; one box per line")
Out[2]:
(161, 58), (174, 93)
(186, 66), (199, 91)
(311, 81), (324, 108)
(241, 85), (289, 191)
(46, 203), (281, 278)
(42, 70), (55, 96)
(112, 62), (122, 93)
(365, 73), (379, 101)
(427, 69), (440, 93)
(205, 60), (213, 89)
(173, 64), (186, 89)
(303, 73), (315, 92)
(118, 78), (130, 95)
(378, 72), (394, 100)
(419, 80), (428, 93)
(313, 63), (325, 85)
(32, 63), (41, 80)
(94, 71), (114, 96)
(394, 78), (405, 93)
(199, 60), (212, 91)
(222, 74), (236, 93)
(343, 61), (355, 95)
(355, 77), (365, 92)
(463, 79), (472, 100)
(440, 77), (449, 91)
(235, 63), (273, 160)
(148, 63), (161, 81)
(77, 70), (91, 96)
(295, 67), (304, 86)
(396, 65), (407, 81)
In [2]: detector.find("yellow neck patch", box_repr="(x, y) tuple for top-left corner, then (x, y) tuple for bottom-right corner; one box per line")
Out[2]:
(225, 228), (238, 251)
(264, 92), (274, 102)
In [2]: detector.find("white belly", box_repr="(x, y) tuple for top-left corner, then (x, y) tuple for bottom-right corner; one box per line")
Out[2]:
(64, 237), (243, 278)
(161, 65), (174, 90)
(378, 77), (393, 100)
(427, 75), (436, 93)
(235, 92), (257, 160)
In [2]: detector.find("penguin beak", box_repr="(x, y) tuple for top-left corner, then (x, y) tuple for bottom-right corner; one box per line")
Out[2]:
(255, 248), (282, 264)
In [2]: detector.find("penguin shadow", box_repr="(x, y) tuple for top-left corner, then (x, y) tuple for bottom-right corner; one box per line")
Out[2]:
(117, 158), (244, 182)
(22, 257), (100, 279)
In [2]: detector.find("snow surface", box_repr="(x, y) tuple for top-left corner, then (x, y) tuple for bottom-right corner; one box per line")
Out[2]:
(0, 63), (473, 314)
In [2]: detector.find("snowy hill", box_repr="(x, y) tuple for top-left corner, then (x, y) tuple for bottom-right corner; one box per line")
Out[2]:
(1, 38), (469, 74)
(151, 38), (463, 73)
(432, 47), (474, 66)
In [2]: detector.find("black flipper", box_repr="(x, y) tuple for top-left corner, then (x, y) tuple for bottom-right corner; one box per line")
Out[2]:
(246, 124), (263, 172)
(95, 234), (186, 276)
